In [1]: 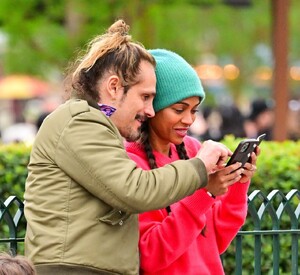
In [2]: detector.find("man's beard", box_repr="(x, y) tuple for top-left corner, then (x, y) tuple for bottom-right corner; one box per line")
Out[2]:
(124, 125), (142, 142)
(124, 114), (147, 142)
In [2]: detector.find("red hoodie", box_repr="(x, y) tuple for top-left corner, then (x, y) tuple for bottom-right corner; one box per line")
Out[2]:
(125, 136), (250, 275)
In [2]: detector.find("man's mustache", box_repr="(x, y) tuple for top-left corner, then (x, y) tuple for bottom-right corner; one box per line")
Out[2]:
(135, 114), (148, 123)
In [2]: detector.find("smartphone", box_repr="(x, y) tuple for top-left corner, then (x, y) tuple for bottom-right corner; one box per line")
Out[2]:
(226, 133), (266, 167)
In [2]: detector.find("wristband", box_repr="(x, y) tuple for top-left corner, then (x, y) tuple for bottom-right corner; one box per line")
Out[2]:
(205, 190), (216, 199)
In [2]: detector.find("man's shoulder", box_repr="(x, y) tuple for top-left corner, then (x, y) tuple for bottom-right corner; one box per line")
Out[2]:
(68, 99), (91, 117)
(53, 99), (103, 120)
(45, 99), (110, 130)
(50, 99), (90, 116)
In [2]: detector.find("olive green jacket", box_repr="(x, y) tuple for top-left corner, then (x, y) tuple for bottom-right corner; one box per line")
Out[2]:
(24, 99), (208, 275)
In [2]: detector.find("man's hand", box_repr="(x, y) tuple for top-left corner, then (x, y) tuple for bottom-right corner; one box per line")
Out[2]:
(196, 140), (232, 174)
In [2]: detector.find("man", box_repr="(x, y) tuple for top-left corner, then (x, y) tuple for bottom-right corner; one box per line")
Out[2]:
(24, 19), (231, 275)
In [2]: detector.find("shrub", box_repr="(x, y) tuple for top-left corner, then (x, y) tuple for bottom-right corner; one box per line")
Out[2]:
(0, 143), (31, 200)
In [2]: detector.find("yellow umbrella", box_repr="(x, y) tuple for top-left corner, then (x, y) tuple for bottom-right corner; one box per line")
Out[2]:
(0, 75), (50, 99)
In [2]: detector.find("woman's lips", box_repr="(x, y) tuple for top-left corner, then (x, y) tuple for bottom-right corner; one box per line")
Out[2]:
(175, 129), (188, 137)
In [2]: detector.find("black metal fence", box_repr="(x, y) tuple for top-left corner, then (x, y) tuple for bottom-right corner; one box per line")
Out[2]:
(1, 190), (300, 274)
(223, 189), (300, 275)
(0, 195), (25, 255)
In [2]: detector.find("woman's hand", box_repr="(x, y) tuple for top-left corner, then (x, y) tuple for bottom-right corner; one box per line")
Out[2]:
(206, 146), (261, 197)
(205, 162), (244, 197)
(238, 146), (260, 183)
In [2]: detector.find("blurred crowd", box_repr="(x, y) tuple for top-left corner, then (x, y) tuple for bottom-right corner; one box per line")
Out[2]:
(0, 97), (299, 144)
(189, 97), (300, 142)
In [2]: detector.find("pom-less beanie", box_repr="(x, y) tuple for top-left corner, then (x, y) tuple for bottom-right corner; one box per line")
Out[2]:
(149, 49), (205, 112)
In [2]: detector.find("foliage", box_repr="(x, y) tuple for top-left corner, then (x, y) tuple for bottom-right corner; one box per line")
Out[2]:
(0, 0), (299, 80)
(0, 143), (31, 200)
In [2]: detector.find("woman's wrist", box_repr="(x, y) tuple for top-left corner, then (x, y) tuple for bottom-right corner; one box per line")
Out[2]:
(204, 188), (216, 199)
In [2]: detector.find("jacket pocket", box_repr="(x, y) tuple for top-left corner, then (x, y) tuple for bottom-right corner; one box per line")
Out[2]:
(99, 209), (131, 226)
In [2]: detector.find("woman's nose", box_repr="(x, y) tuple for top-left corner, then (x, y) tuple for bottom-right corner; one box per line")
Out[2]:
(182, 113), (195, 125)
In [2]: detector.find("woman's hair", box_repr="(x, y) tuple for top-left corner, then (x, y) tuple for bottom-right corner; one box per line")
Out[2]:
(65, 19), (155, 103)
(0, 252), (36, 275)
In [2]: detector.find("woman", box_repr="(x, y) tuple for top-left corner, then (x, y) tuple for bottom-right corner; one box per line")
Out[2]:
(125, 49), (259, 274)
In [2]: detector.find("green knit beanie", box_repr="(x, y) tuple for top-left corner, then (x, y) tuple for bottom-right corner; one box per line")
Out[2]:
(149, 49), (205, 112)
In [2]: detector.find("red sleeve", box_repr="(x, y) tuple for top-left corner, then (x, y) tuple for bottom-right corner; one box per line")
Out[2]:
(212, 181), (250, 253)
(139, 189), (214, 272)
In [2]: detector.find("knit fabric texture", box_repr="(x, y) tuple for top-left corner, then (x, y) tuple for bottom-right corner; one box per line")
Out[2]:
(149, 49), (205, 112)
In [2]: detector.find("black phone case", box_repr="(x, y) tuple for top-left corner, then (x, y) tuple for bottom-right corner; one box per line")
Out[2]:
(226, 134), (266, 167)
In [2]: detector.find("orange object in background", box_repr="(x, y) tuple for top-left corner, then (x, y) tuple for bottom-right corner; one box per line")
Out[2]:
(0, 75), (50, 99)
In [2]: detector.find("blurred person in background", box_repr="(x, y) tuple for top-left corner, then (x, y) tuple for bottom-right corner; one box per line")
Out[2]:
(35, 111), (51, 130)
(287, 98), (300, 140)
(187, 108), (208, 140)
(126, 49), (259, 274)
(190, 105), (223, 141)
(1, 115), (37, 144)
(190, 104), (246, 142)
(217, 104), (246, 139)
(243, 98), (274, 140)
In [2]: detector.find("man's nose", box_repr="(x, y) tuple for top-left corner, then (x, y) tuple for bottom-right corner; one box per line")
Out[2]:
(145, 104), (155, 118)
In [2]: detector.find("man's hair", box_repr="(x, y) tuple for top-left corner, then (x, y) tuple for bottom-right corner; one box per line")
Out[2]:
(0, 252), (36, 275)
(65, 19), (155, 103)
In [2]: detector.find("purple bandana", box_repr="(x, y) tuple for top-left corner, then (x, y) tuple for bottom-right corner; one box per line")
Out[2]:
(98, 104), (116, 117)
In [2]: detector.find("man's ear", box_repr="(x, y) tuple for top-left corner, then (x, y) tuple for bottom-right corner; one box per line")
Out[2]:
(106, 75), (121, 100)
